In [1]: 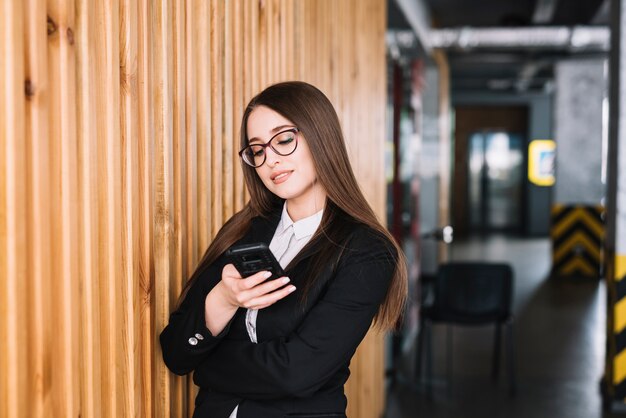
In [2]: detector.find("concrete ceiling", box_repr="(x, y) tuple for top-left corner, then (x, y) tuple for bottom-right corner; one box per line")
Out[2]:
(388, 0), (610, 95)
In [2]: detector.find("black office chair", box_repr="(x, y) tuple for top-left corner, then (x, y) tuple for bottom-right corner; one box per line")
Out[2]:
(415, 262), (516, 396)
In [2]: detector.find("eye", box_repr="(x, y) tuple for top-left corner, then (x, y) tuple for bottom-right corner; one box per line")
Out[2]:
(277, 136), (294, 145)
(245, 145), (264, 157)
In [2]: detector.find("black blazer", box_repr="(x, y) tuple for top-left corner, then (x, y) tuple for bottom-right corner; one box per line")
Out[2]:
(159, 209), (396, 418)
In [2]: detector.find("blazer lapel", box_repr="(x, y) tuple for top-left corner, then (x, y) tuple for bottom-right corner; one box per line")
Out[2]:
(244, 206), (326, 268)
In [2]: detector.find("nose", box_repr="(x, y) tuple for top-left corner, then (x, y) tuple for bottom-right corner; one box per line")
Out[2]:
(264, 146), (281, 167)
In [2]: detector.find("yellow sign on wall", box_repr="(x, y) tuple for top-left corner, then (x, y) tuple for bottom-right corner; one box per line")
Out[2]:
(529, 139), (556, 186)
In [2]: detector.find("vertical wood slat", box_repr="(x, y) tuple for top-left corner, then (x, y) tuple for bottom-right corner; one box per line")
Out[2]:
(232, 0), (244, 213)
(1, 1), (27, 417)
(1, 1), (388, 417)
(136, 1), (154, 416)
(172, 0), (187, 415)
(0, 4), (7, 404)
(241, 0), (254, 205)
(24, 0), (48, 417)
(184, 0), (198, 274)
(47, 1), (80, 417)
(184, 2), (199, 415)
(210, 0), (223, 236)
(120, 0), (140, 416)
(75, 0), (100, 416)
(196, 0), (211, 257)
(153, 0), (174, 417)
(258, 0), (268, 90)
(94, 2), (122, 417)
(222, 0), (234, 222)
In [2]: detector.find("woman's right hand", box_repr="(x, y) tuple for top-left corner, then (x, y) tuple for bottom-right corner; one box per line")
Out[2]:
(204, 264), (296, 336)
(216, 263), (296, 310)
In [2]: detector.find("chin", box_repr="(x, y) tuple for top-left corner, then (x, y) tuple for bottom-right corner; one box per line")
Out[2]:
(263, 185), (291, 200)
(273, 190), (298, 201)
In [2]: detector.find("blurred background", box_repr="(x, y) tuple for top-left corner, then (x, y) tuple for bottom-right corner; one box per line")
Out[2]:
(385, 1), (619, 417)
(1, 0), (625, 417)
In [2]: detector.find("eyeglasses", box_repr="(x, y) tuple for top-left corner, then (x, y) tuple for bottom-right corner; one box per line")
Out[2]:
(239, 127), (299, 168)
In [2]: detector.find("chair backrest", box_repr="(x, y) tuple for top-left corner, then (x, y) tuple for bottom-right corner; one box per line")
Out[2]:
(433, 262), (513, 324)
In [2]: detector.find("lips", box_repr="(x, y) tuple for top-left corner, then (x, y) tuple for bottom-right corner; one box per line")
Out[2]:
(270, 170), (293, 184)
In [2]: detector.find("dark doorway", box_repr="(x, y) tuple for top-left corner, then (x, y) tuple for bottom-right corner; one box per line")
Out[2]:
(453, 106), (529, 237)
(468, 131), (524, 233)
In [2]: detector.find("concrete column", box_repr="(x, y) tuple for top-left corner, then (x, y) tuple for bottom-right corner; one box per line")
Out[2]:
(554, 59), (606, 205)
(419, 63), (441, 275)
(604, 0), (626, 406)
(551, 59), (606, 280)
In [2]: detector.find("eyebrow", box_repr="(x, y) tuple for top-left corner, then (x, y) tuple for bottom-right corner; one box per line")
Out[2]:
(248, 124), (296, 144)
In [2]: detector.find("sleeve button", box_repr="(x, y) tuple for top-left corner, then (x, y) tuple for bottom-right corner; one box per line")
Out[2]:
(195, 333), (204, 341)
(188, 337), (198, 346)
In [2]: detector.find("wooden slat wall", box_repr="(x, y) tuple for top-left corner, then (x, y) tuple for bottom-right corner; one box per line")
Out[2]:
(0, 1), (387, 417)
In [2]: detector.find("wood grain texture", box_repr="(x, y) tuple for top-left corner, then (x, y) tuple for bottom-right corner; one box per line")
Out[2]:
(0, 1), (388, 416)
(24, 1), (48, 417)
(1, 1), (27, 417)
(47, 1), (80, 416)
(75, 1), (101, 416)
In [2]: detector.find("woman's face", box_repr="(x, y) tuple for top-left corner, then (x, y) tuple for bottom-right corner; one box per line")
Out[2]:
(247, 106), (323, 209)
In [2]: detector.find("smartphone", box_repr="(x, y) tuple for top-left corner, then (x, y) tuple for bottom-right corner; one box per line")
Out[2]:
(225, 242), (285, 280)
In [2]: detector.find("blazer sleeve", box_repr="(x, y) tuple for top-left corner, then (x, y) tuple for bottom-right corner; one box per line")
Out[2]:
(193, 229), (397, 399)
(159, 258), (234, 376)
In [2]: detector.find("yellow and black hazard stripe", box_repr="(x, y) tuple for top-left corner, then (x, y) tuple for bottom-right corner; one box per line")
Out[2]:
(551, 205), (604, 279)
(609, 255), (626, 399)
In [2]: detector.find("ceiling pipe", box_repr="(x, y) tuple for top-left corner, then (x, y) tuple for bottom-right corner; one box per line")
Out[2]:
(393, 0), (433, 54)
(429, 26), (610, 52)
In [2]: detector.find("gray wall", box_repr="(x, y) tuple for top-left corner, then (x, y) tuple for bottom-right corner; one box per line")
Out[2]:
(554, 59), (607, 205)
(420, 64), (442, 275)
(527, 94), (554, 236)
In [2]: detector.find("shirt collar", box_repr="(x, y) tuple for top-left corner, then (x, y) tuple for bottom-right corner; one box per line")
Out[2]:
(278, 202), (323, 240)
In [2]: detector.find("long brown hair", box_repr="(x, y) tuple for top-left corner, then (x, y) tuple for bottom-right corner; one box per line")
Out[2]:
(179, 81), (407, 331)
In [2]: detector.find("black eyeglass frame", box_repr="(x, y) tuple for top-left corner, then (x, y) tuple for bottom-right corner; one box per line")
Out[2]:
(238, 127), (300, 168)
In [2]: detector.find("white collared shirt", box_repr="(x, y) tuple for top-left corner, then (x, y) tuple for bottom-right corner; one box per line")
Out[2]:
(229, 202), (323, 418)
(245, 202), (324, 342)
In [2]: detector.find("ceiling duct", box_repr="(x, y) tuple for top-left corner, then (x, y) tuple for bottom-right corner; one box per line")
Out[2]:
(430, 26), (610, 52)
(394, 0), (433, 53)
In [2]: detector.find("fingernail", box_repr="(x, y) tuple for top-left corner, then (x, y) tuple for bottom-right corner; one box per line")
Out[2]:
(288, 285), (296, 292)
(282, 277), (291, 284)
(263, 271), (272, 279)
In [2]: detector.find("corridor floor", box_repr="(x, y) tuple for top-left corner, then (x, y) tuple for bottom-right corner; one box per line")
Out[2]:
(384, 235), (619, 418)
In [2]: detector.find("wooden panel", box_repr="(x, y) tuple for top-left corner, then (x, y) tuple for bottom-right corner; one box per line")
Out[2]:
(75, 1), (100, 417)
(136, 2), (154, 415)
(24, 1), (48, 417)
(0, 1), (388, 416)
(47, 1), (80, 417)
(195, 0), (212, 257)
(1, 1), (27, 417)
(152, 1), (174, 417)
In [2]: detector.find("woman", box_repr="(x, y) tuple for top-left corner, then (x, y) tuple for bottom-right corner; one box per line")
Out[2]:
(160, 81), (408, 418)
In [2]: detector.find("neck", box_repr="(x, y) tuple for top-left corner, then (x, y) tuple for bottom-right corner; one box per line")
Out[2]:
(286, 184), (327, 221)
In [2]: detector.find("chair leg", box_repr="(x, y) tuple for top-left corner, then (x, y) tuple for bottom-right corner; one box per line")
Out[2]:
(425, 320), (434, 397)
(446, 325), (453, 394)
(492, 323), (501, 380)
(415, 318), (425, 381)
(506, 320), (516, 396)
